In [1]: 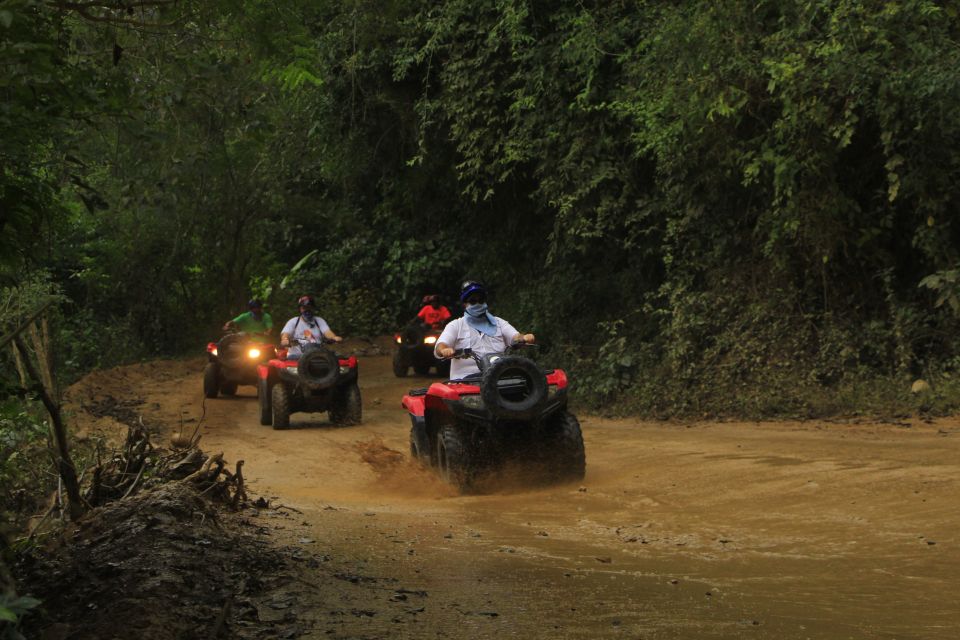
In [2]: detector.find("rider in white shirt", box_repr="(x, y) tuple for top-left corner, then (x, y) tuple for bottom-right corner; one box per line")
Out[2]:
(280, 295), (343, 358)
(435, 281), (535, 379)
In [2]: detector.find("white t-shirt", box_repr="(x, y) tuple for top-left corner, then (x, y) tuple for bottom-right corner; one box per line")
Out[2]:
(281, 315), (331, 357)
(435, 316), (520, 379)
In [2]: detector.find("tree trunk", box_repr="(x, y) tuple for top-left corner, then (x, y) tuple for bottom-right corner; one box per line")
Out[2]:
(13, 336), (85, 521)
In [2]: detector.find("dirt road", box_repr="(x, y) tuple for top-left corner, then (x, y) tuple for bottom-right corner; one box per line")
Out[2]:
(70, 347), (960, 639)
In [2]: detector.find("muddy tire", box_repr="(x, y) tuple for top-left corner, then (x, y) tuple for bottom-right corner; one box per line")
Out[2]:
(413, 364), (431, 376)
(542, 411), (585, 482)
(220, 381), (238, 396)
(409, 418), (431, 466)
(203, 363), (220, 398)
(298, 347), (340, 390)
(480, 356), (547, 420)
(329, 383), (362, 426)
(257, 378), (272, 426)
(392, 351), (408, 377)
(436, 426), (471, 492)
(271, 383), (291, 430)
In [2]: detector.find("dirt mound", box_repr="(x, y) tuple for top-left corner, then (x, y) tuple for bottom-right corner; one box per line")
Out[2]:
(17, 483), (300, 640)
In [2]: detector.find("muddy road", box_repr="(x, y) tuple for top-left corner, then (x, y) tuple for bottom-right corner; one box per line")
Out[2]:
(70, 346), (959, 639)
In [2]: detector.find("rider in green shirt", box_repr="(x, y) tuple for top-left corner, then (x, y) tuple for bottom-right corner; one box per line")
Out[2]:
(223, 299), (273, 338)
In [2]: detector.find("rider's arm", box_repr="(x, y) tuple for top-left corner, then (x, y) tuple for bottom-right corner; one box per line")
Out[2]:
(512, 333), (536, 344)
(435, 320), (459, 358)
(322, 328), (343, 343)
(436, 341), (455, 358)
(279, 317), (297, 346)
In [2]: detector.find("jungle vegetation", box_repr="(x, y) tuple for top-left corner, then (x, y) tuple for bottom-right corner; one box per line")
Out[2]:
(3, 0), (960, 422)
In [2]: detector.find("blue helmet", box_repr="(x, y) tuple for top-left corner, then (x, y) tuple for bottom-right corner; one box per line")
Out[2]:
(459, 281), (487, 303)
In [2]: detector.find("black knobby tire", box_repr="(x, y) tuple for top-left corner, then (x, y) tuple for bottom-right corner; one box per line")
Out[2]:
(480, 356), (548, 420)
(413, 364), (431, 376)
(409, 418), (431, 466)
(329, 383), (362, 426)
(217, 333), (247, 367)
(402, 324), (425, 345)
(257, 378), (272, 426)
(271, 383), (291, 430)
(220, 381), (238, 396)
(436, 425), (471, 492)
(541, 411), (586, 482)
(297, 348), (340, 389)
(203, 363), (220, 398)
(392, 350), (408, 377)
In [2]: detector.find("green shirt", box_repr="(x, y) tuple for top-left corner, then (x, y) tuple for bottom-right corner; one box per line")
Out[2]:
(231, 311), (273, 334)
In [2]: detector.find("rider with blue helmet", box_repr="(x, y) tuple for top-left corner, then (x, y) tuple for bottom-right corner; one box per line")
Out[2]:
(435, 281), (535, 379)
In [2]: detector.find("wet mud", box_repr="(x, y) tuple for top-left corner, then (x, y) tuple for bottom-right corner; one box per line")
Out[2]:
(60, 342), (960, 638)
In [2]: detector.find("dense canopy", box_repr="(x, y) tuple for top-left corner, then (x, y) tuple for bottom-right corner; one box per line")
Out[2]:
(3, 0), (960, 415)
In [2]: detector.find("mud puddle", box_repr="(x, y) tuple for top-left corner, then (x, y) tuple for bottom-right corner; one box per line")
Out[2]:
(60, 346), (960, 638)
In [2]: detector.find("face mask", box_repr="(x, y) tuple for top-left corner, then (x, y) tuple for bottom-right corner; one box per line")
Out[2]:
(302, 310), (314, 321)
(465, 303), (488, 318)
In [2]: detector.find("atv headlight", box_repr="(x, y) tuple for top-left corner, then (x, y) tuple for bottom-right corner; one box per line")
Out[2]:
(339, 366), (350, 374)
(461, 394), (484, 409)
(211, 347), (218, 356)
(247, 348), (262, 359)
(395, 335), (402, 344)
(423, 335), (437, 345)
(548, 384), (559, 397)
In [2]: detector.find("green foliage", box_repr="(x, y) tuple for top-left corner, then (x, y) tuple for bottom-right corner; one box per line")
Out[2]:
(2, 0), (960, 417)
(0, 593), (41, 639)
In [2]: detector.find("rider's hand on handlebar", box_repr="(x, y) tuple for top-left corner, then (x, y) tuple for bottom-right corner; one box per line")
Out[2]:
(438, 346), (455, 358)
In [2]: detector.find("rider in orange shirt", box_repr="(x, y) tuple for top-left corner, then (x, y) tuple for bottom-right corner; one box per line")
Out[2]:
(416, 294), (451, 330)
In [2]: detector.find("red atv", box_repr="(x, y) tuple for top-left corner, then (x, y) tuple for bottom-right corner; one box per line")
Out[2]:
(256, 338), (361, 429)
(402, 345), (584, 492)
(392, 322), (449, 377)
(204, 332), (276, 398)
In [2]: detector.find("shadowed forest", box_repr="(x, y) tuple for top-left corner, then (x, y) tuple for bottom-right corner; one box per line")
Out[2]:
(4, 1), (960, 415)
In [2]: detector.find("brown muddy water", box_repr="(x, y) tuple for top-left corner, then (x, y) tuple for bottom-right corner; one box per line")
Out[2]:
(68, 345), (960, 639)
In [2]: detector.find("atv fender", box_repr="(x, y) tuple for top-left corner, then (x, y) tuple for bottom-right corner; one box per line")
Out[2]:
(402, 394), (426, 417)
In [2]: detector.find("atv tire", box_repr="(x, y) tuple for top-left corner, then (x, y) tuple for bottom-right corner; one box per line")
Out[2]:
(480, 356), (548, 420)
(220, 381), (238, 396)
(392, 351), (408, 377)
(297, 348), (339, 390)
(436, 425), (471, 492)
(413, 364), (431, 376)
(203, 363), (220, 398)
(409, 417), (431, 465)
(217, 333), (247, 366)
(329, 383), (362, 426)
(542, 411), (585, 482)
(271, 383), (291, 430)
(258, 378), (272, 426)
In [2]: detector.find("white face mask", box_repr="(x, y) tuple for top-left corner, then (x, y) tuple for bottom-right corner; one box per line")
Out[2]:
(465, 302), (488, 317)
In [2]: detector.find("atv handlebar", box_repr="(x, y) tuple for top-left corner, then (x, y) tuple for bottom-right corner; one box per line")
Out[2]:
(442, 342), (538, 366)
(282, 336), (340, 348)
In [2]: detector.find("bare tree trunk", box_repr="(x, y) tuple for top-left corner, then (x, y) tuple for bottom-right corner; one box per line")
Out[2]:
(11, 343), (28, 387)
(13, 336), (85, 521)
(28, 321), (55, 397)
